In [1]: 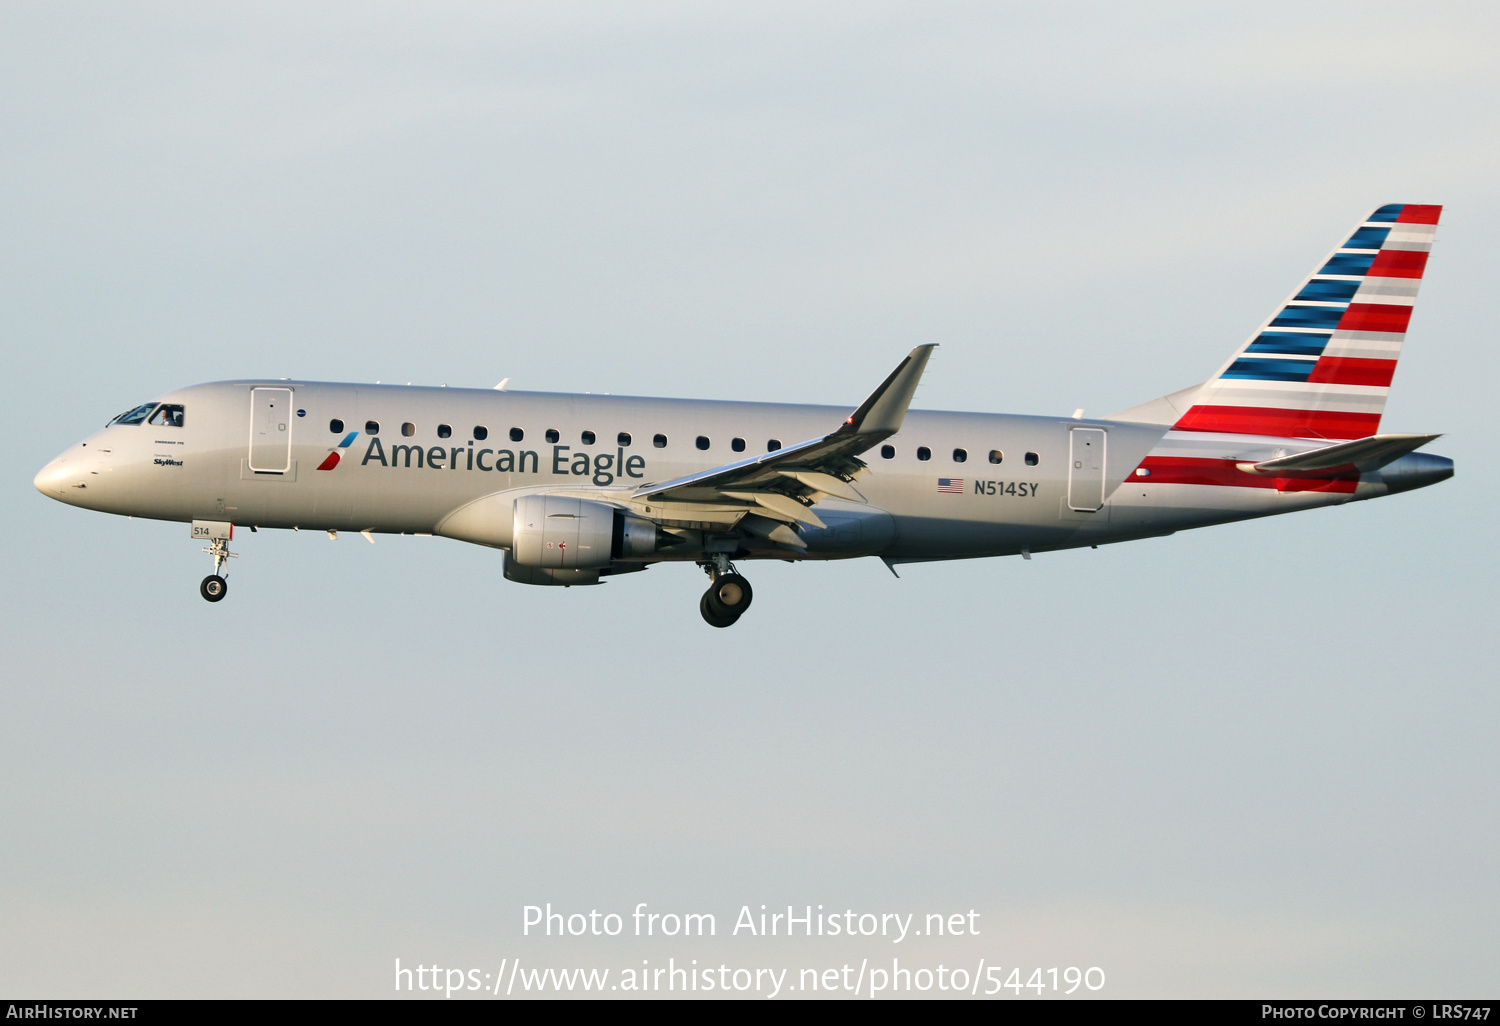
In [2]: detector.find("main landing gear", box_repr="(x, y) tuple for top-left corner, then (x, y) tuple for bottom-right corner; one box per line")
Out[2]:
(200, 537), (236, 603)
(699, 555), (753, 628)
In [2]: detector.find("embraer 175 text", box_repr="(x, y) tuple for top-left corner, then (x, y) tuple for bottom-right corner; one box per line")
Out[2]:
(36, 205), (1454, 626)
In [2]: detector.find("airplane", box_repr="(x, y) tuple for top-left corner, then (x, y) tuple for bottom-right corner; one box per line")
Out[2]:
(34, 203), (1454, 627)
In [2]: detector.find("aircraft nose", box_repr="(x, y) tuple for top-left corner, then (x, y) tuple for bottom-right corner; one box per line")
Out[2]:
(34, 452), (86, 501)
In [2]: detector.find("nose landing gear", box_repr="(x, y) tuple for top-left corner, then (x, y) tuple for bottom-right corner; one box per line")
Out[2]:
(200, 536), (236, 603)
(699, 555), (753, 628)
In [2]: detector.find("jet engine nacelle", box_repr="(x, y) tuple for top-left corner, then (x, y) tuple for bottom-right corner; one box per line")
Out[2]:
(503, 552), (602, 586)
(511, 494), (662, 569)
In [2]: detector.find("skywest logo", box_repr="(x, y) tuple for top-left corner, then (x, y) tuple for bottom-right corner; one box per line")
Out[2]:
(360, 438), (644, 487)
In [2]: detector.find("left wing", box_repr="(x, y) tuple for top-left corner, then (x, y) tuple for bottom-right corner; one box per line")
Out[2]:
(632, 345), (936, 528)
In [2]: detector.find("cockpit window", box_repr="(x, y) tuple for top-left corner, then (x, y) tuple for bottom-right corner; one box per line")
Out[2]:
(148, 404), (184, 428)
(110, 403), (158, 426)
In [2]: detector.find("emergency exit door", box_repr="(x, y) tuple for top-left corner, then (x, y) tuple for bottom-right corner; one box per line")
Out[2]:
(248, 387), (293, 473)
(1067, 427), (1106, 511)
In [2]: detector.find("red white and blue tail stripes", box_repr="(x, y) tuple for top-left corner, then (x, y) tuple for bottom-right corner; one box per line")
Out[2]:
(1173, 203), (1440, 441)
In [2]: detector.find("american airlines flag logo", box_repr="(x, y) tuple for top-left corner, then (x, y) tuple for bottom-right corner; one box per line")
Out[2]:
(316, 431), (360, 471)
(937, 478), (964, 494)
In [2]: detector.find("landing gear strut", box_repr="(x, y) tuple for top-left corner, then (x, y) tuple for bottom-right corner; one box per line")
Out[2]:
(200, 536), (235, 603)
(699, 554), (753, 628)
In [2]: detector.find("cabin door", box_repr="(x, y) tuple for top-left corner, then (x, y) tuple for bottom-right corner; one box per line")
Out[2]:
(1067, 427), (1106, 511)
(248, 387), (294, 473)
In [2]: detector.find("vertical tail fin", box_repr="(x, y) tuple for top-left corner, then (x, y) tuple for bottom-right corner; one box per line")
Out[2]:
(1171, 204), (1441, 440)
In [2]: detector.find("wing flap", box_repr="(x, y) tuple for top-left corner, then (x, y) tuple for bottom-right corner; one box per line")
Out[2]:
(721, 490), (827, 528)
(774, 469), (866, 502)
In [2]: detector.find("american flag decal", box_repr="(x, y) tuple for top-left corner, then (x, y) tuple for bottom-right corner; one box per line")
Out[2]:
(937, 478), (964, 494)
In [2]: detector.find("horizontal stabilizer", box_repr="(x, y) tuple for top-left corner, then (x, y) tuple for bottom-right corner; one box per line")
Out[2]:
(1236, 433), (1441, 476)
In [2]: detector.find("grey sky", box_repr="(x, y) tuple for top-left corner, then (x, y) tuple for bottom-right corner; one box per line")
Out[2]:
(2, 1), (1496, 998)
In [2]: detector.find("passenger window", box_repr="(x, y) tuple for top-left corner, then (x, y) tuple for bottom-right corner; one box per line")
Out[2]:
(473, 426), (488, 441)
(402, 422), (416, 437)
(881, 445), (895, 459)
(988, 449), (1003, 464)
(330, 419), (345, 434)
(545, 428), (560, 443)
(767, 439), (782, 451)
(696, 436), (710, 450)
(1025, 451), (1039, 466)
(510, 427), (524, 442)
(365, 421), (380, 435)
(618, 432), (632, 446)
(653, 434), (667, 448)
(111, 403), (157, 426)
(952, 448), (967, 463)
(581, 430), (595, 445)
(917, 447), (932, 461)
(438, 424), (452, 439)
(732, 437), (746, 452)
(149, 404), (185, 427)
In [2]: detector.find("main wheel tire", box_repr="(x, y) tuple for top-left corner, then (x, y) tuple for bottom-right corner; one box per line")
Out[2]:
(200, 575), (228, 602)
(700, 591), (739, 628)
(707, 573), (753, 617)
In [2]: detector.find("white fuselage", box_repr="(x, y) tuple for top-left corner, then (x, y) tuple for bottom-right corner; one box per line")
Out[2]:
(33, 378), (1434, 567)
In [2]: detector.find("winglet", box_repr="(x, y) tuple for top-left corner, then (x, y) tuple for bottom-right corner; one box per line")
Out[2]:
(843, 345), (936, 436)
(632, 345), (937, 508)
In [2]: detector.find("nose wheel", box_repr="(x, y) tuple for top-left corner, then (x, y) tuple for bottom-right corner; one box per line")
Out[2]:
(200, 536), (237, 603)
(699, 557), (753, 627)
